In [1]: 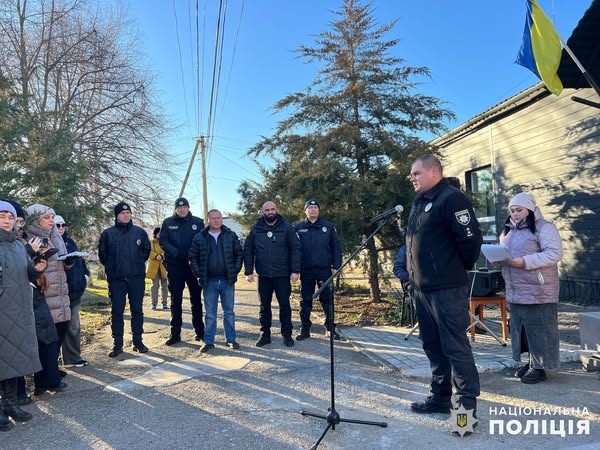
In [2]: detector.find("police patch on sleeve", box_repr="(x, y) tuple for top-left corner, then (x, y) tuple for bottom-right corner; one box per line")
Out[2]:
(454, 209), (471, 226)
(322, 226), (327, 233)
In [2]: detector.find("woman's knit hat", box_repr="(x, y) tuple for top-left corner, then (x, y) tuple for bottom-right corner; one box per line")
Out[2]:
(0, 200), (17, 217)
(508, 193), (536, 211)
(25, 203), (56, 225)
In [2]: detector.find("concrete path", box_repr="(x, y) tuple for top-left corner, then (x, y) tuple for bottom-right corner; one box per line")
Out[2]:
(2, 290), (599, 449)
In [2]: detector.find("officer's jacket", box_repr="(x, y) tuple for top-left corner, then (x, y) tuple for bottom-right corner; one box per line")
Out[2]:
(294, 218), (342, 272)
(98, 220), (151, 281)
(159, 213), (204, 265)
(406, 178), (482, 292)
(244, 215), (301, 278)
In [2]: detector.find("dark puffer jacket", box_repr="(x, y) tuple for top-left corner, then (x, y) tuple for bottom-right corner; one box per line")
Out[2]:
(294, 217), (342, 272)
(63, 233), (90, 301)
(0, 228), (43, 380)
(159, 212), (204, 265)
(244, 215), (302, 278)
(98, 220), (151, 281)
(189, 225), (243, 286)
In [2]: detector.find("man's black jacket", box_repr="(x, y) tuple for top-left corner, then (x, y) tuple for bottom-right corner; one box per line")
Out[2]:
(244, 215), (301, 278)
(159, 212), (204, 265)
(189, 225), (243, 286)
(294, 217), (342, 272)
(98, 221), (151, 281)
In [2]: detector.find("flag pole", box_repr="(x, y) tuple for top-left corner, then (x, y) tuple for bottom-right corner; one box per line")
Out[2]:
(558, 36), (600, 98)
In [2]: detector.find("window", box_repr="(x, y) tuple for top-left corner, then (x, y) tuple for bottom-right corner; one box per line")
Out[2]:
(466, 166), (496, 242)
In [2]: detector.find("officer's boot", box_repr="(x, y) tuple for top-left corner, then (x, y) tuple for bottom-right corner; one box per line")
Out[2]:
(296, 328), (311, 341)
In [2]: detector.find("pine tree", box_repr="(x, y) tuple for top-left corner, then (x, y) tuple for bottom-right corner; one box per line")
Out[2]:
(241, 0), (454, 301)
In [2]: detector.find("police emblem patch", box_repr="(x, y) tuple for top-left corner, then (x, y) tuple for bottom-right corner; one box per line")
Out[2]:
(322, 226), (327, 232)
(192, 224), (197, 230)
(136, 239), (141, 246)
(267, 231), (273, 238)
(447, 404), (478, 437)
(454, 209), (471, 225)
(424, 202), (433, 212)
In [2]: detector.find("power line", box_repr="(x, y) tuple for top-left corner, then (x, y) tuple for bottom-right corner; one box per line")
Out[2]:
(220, 0), (245, 118)
(172, 0), (190, 127)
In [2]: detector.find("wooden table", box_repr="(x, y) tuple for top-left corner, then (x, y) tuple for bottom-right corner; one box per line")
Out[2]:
(469, 295), (508, 341)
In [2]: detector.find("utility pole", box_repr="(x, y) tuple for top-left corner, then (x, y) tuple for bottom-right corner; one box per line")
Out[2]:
(179, 135), (209, 222)
(199, 135), (209, 222)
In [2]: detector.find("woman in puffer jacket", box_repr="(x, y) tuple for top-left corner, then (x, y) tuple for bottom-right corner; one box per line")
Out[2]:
(500, 193), (563, 385)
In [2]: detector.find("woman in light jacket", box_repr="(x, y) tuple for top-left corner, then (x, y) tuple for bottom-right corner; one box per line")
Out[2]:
(500, 193), (563, 384)
(146, 227), (168, 310)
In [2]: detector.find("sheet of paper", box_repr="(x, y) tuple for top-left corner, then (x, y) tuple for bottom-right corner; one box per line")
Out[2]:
(480, 244), (512, 263)
(57, 251), (89, 260)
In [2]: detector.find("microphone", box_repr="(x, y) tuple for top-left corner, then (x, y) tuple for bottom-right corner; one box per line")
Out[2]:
(369, 205), (404, 223)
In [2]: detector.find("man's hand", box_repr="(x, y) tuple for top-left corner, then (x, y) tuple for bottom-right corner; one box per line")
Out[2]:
(291, 272), (300, 282)
(246, 274), (256, 283)
(331, 268), (338, 276)
(156, 254), (163, 261)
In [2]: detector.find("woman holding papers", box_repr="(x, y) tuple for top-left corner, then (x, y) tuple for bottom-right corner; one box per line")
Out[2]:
(499, 193), (563, 384)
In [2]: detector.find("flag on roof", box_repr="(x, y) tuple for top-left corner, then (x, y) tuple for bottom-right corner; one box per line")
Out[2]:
(516, 0), (563, 95)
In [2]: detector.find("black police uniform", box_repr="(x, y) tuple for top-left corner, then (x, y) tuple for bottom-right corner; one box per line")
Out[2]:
(294, 217), (342, 333)
(406, 177), (482, 411)
(243, 215), (301, 338)
(159, 212), (205, 339)
(98, 220), (151, 348)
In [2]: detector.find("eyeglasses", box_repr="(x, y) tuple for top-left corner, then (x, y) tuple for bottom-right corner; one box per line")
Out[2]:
(56, 224), (67, 228)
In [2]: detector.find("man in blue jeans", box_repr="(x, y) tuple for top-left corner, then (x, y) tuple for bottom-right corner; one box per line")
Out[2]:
(189, 209), (243, 352)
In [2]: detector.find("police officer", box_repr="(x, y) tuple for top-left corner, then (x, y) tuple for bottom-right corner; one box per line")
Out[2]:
(98, 202), (151, 357)
(244, 201), (301, 348)
(406, 155), (482, 423)
(159, 197), (205, 345)
(294, 199), (342, 341)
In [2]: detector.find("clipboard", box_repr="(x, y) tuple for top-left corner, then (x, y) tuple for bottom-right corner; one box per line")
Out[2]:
(480, 244), (512, 263)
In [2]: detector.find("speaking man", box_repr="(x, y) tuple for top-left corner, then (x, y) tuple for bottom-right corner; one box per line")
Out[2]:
(406, 155), (482, 423)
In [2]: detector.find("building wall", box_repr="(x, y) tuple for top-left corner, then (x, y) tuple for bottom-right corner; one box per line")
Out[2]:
(438, 88), (600, 302)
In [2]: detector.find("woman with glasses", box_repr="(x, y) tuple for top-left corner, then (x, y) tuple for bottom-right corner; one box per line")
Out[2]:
(24, 204), (73, 395)
(55, 215), (90, 368)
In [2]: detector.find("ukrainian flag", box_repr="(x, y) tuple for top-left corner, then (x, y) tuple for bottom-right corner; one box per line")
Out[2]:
(516, 0), (563, 95)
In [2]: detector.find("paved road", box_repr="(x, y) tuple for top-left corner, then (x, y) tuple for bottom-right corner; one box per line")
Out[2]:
(2, 290), (599, 449)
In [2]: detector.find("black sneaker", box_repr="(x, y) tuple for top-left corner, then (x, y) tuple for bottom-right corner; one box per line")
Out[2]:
(283, 336), (295, 347)
(34, 381), (67, 396)
(514, 363), (530, 378)
(227, 341), (240, 349)
(108, 346), (123, 358)
(133, 343), (149, 353)
(296, 330), (311, 341)
(2, 406), (32, 423)
(0, 413), (13, 432)
(165, 335), (181, 346)
(255, 334), (271, 347)
(521, 368), (546, 384)
(64, 359), (89, 368)
(199, 343), (215, 353)
(410, 398), (452, 414)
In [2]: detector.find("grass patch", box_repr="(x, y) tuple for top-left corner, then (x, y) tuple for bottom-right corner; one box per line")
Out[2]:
(80, 286), (111, 341)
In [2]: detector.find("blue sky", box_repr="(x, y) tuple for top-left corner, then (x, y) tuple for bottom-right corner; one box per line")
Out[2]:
(125, 0), (592, 216)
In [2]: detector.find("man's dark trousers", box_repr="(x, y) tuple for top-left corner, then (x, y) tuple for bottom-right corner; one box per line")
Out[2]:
(299, 269), (333, 332)
(413, 285), (480, 409)
(257, 276), (293, 337)
(168, 262), (204, 338)
(108, 277), (145, 346)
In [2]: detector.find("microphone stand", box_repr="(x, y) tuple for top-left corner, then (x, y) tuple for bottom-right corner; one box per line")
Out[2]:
(300, 216), (390, 449)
